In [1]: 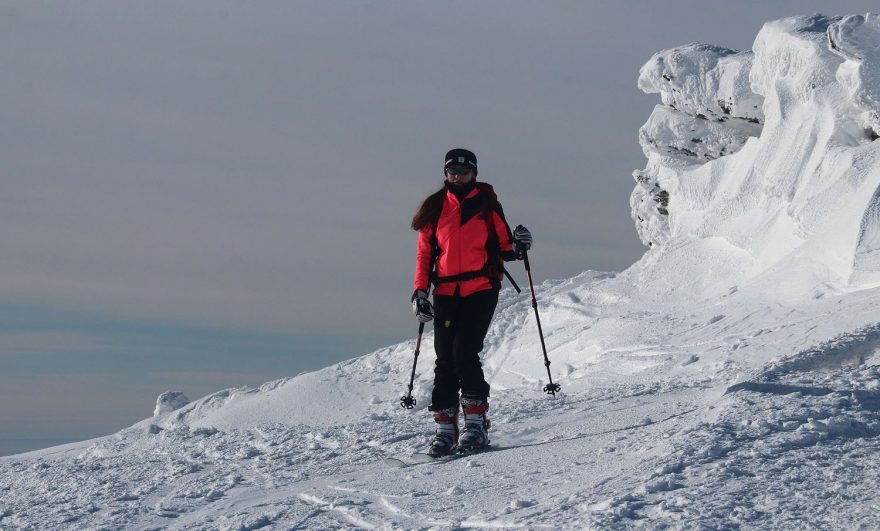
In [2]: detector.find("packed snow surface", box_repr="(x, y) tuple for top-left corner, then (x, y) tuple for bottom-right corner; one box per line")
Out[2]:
(6, 13), (880, 529)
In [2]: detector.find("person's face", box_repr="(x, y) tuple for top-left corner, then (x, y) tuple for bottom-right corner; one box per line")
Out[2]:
(445, 166), (475, 185)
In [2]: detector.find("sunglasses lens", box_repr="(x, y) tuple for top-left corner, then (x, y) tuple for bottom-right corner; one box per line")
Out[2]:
(446, 166), (472, 175)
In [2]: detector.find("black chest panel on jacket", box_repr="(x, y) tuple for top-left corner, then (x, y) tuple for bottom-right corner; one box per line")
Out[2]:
(460, 193), (487, 226)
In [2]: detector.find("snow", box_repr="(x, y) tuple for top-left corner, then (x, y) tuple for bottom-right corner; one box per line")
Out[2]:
(6, 12), (880, 529)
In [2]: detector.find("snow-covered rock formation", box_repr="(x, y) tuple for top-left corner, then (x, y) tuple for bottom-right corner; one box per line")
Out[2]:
(5, 13), (880, 530)
(633, 43), (764, 247)
(632, 15), (880, 308)
(154, 391), (190, 416)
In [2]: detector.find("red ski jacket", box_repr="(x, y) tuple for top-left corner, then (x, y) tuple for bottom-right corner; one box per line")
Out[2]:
(413, 182), (518, 297)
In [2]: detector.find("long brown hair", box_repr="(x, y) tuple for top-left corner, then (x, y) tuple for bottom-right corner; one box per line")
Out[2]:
(411, 187), (446, 231)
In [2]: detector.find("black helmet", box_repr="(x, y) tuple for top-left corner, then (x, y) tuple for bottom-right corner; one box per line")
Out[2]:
(444, 148), (477, 175)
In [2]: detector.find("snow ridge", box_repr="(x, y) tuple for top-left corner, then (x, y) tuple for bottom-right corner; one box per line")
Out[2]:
(632, 14), (880, 304)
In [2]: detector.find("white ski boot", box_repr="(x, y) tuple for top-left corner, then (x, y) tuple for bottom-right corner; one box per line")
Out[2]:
(428, 406), (459, 458)
(458, 395), (489, 451)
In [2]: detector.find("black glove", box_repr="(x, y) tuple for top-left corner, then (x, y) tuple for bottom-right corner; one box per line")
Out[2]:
(513, 225), (532, 258)
(411, 290), (434, 323)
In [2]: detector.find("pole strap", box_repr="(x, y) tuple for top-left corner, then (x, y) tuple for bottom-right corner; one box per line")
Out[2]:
(503, 266), (522, 293)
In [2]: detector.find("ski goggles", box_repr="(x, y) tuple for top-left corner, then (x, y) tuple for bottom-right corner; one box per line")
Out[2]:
(445, 165), (474, 176)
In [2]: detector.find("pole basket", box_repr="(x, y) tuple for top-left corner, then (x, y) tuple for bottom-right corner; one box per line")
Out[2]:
(543, 382), (561, 396)
(400, 395), (416, 409)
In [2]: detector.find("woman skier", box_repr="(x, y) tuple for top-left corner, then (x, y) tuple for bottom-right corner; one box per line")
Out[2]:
(410, 148), (532, 457)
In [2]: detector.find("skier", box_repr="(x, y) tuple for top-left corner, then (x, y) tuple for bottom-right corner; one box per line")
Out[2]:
(410, 148), (532, 457)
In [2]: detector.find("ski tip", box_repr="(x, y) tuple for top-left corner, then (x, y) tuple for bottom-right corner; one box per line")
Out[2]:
(408, 453), (440, 464)
(382, 457), (409, 468)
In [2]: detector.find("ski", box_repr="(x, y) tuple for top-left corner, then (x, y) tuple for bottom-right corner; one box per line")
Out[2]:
(382, 446), (494, 468)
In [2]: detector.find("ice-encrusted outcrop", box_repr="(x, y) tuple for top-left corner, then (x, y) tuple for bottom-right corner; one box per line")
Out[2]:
(632, 44), (764, 247)
(630, 14), (880, 300)
(830, 13), (880, 132)
(831, 14), (880, 282)
(638, 44), (764, 123)
(153, 391), (190, 416)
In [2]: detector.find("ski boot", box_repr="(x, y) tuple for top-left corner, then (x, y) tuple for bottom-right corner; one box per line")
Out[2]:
(427, 406), (459, 458)
(458, 394), (489, 451)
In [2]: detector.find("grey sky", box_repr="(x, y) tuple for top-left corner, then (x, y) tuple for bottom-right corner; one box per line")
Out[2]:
(3, 1), (877, 455)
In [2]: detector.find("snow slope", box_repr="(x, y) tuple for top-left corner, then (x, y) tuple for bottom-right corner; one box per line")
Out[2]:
(5, 13), (880, 529)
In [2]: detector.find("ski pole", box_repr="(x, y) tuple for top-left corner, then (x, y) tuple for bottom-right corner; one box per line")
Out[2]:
(400, 321), (424, 409)
(401, 240), (439, 410)
(517, 225), (561, 397)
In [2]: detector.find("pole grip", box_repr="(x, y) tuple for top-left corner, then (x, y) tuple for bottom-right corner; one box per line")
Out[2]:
(514, 225), (531, 272)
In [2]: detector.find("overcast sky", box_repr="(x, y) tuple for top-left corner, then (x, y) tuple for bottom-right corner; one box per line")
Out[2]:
(3, 0), (878, 455)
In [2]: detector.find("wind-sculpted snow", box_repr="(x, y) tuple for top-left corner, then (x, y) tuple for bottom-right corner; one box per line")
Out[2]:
(639, 44), (763, 123)
(827, 13), (880, 284)
(633, 43), (764, 247)
(749, 15), (844, 102)
(638, 105), (762, 162)
(8, 12), (880, 529)
(637, 44), (763, 165)
(830, 13), (880, 130)
(632, 14), (880, 305)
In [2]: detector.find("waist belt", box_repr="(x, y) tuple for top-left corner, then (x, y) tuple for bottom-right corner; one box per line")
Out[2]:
(432, 264), (521, 293)
(432, 267), (492, 285)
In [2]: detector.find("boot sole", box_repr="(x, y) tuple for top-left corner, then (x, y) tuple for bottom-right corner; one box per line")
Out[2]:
(456, 441), (489, 453)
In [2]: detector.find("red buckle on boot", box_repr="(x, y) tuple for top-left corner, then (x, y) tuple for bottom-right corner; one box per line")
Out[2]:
(461, 403), (487, 415)
(460, 395), (488, 416)
(433, 411), (457, 423)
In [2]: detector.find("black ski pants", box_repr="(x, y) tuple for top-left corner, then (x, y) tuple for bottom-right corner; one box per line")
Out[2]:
(429, 288), (498, 411)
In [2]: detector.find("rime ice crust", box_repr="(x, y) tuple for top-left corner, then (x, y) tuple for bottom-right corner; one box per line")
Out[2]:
(632, 44), (764, 247)
(638, 43), (763, 123)
(832, 14), (880, 282)
(828, 15), (880, 141)
(639, 105), (762, 162)
(631, 14), (880, 297)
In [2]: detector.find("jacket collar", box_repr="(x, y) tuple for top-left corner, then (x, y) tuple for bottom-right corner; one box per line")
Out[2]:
(444, 180), (478, 204)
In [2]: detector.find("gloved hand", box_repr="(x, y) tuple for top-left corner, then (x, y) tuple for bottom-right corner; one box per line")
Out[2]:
(513, 225), (532, 258)
(411, 290), (434, 323)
